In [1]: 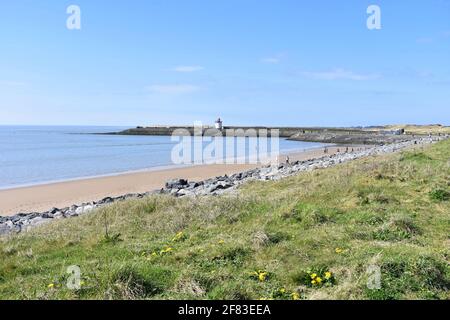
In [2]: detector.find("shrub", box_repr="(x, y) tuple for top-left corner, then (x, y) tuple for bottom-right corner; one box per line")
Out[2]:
(357, 189), (394, 205)
(366, 255), (449, 300)
(267, 231), (290, 244)
(372, 215), (419, 242)
(111, 264), (174, 299)
(292, 203), (333, 227)
(429, 189), (450, 202)
(209, 247), (252, 268)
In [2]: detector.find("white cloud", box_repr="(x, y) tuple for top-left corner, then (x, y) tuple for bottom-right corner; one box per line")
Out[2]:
(301, 68), (379, 81)
(260, 53), (287, 64)
(261, 57), (281, 64)
(171, 66), (204, 73)
(146, 84), (201, 94)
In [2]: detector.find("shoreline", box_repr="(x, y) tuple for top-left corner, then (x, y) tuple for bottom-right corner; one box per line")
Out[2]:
(0, 163), (256, 217)
(0, 143), (332, 192)
(0, 163), (194, 192)
(0, 137), (442, 236)
(0, 135), (329, 192)
(0, 145), (354, 217)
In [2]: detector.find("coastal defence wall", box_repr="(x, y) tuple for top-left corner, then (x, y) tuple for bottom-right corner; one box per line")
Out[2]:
(288, 131), (415, 145)
(113, 126), (383, 138)
(109, 126), (415, 144)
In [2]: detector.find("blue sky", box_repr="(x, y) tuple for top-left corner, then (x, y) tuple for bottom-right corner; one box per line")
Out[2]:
(0, 0), (449, 127)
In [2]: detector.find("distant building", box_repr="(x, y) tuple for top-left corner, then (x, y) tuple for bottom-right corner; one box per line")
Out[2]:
(215, 118), (223, 130)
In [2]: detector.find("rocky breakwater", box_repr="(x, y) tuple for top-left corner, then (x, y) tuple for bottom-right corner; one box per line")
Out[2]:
(0, 137), (442, 237)
(288, 131), (417, 145)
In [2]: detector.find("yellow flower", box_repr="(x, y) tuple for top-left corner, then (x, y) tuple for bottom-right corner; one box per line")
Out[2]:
(250, 270), (269, 282)
(291, 292), (301, 300)
(151, 252), (157, 256)
(335, 247), (344, 254)
(80, 281), (85, 286)
(172, 232), (184, 242)
(47, 283), (55, 289)
(218, 240), (225, 244)
(258, 272), (268, 282)
(279, 288), (286, 294)
(325, 272), (332, 279)
(311, 279), (317, 285)
(316, 277), (323, 284)
(310, 273), (317, 279)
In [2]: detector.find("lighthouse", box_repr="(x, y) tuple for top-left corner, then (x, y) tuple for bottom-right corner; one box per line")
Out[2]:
(215, 118), (223, 130)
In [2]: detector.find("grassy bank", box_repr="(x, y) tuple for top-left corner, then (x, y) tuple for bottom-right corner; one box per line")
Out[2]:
(384, 124), (450, 135)
(0, 141), (449, 300)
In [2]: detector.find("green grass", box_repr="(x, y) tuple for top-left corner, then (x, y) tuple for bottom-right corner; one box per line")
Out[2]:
(1, 140), (449, 300)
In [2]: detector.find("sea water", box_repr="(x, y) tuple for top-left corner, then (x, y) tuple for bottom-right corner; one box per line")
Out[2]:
(0, 126), (327, 190)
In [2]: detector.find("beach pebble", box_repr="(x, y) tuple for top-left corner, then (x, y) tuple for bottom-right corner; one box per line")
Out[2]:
(166, 179), (189, 189)
(53, 212), (64, 219)
(75, 205), (94, 215)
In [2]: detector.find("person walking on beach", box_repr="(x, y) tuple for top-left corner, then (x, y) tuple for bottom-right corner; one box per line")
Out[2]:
(285, 156), (290, 164)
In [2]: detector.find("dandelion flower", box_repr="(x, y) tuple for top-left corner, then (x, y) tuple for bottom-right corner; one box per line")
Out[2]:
(325, 272), (332, 279)
(48, 283), (55, 289)
(218, 240), (225, 244)
(291, 292), (301, 300)
(258, 272), (268, 282)
(316, 277), (323, 284)
(250, 270), (269, 282)
(279, 288), (286, 294)
(335, 248), (344, 254)
(311, 279), (317, 285)
(310, 273), (317, 279)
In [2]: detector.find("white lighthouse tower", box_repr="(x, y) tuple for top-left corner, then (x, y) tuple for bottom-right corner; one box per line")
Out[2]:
(215, 117), (223, 130)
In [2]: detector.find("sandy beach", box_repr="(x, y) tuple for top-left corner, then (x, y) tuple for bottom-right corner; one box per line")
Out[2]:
(0, 146), (366, 216)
